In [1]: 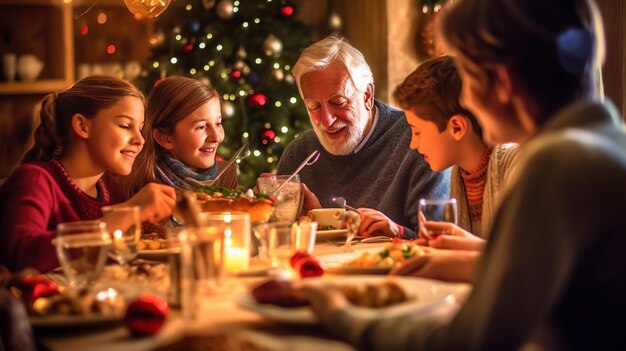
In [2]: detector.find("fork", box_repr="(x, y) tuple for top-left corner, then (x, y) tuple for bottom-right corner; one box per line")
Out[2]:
(185, 142), (250, 187)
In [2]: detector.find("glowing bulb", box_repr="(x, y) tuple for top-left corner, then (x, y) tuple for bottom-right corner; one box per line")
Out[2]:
(153, 61), (160, 68)
(171, 57), (178, 64)
(290, 97), (297, 104)
(199, 42), (206, 49)
(281, 126), (288, 133)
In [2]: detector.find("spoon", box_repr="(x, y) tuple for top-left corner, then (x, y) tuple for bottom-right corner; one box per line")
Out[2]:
(269, 150), (320, 196)
(332, 196), (358, 212)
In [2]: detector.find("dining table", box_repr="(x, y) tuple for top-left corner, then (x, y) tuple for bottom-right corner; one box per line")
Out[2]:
(35, 241), (470, 351)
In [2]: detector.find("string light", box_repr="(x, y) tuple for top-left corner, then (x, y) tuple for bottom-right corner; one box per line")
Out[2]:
(289, 97), (297, 104)
(175, 34), (182, 41)
(206, 33), (213, 39)
(171, 57), (178, 64)
(209, 60), (215, 66)
(267, 157), (274, 163)
(220, 72), (228, 79)
(234, 0), (239, 5)
(243, 132), (250, 138)
(217, 44), (223, 51)
(223, 94), (229, 100)
(153, 61), (160, 68)
(254, 18), (260, 24)
(255, 58), (262, 64)
(97, 12), (107, 24)
(185, 4), (192, 10)
(275, 101), (281, 107)
(242, 22), (249, 28)
(273, 63), (280, 69)
(204, 65), (210, 71)
(80, 25), (89, 35)
(238, 90), (246, 96)
(233, 7), (239, 12)
(229, 94), (236, 100)
(199, 42), (206, 49)
(190, 68), (196, 74)
(253, 150), (261, 157)
(284, 65), (291, 70)
(106, 44), (116, 54)
(281, 126), (288, 133)
(274, 137), (281, 142)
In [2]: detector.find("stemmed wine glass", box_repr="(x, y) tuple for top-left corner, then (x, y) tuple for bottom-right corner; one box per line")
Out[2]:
(56, 220), (111, 289)
(101, 205), (140, 266)
(418, 198), (459, 239)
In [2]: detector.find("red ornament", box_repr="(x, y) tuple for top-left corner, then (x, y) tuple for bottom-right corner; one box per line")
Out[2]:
(261, 129), (276, 140)
(289, 251), (310, 268)
(280, 5), (294, 17)
(229, 70), (242, 80)
(294, 257), (324, 278)
(124, 293), (169, 336)
(248, 93), (267, 108)
(12, 274), (59, 305)
(183, 44), (193, 52)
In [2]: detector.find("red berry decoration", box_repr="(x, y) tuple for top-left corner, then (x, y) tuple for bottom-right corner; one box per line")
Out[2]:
(280, 5), (294, 17)
(295, 257), (324, 278)
(289, 251), (310, 268)
(124, 293), (169, 336)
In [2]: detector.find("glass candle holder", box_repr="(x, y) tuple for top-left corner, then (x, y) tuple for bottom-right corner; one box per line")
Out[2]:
(200, 212), (251, 274)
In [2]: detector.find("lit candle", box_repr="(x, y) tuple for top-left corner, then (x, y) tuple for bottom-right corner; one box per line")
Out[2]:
(224, 247), (249, 273)
(113, 230), (127, 251)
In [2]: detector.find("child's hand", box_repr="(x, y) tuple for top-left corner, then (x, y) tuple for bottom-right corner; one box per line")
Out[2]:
(390, 250), (480, 283)
(126, 183), (176, 223)
(357, 208), (400, 238)
(418, 222), (485, 251)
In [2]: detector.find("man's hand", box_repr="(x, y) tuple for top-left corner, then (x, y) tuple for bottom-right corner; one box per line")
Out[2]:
(357, 208), (400, 238)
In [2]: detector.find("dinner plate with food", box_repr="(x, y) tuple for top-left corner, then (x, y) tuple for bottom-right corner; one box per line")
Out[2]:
(318, 241), (431, 275)
(238, 275), (464, 325)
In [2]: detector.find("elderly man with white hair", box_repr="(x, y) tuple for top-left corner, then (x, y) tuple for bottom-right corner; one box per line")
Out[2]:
(277, 35), (449, 239)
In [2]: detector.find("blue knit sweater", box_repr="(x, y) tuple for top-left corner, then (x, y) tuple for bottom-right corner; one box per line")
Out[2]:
(277, 100), (450, 238)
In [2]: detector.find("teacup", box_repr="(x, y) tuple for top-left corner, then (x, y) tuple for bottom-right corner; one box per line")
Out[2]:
(308, 208), (345, 231)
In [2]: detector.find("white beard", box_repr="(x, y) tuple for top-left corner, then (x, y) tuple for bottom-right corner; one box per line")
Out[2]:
(313, 115), (369, 156)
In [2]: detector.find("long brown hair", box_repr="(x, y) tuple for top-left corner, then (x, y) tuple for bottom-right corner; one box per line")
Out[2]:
(440, 0), (605, 124)
(125, 76), (219, 197)
(22, 75), (145, 163)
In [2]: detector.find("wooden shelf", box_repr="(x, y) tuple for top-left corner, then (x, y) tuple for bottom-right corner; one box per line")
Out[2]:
(0, 79), (72, 94)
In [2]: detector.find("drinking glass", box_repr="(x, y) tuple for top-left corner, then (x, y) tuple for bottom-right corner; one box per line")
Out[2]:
(253, 221), (317, 268)
(166, 225), (225, 320)
(418, 198), (459, 239)
(257, 175), (303, 223)
(56, 220), (111, 289)
(200, 212), (250, 274)
(101, 205), (140, 266)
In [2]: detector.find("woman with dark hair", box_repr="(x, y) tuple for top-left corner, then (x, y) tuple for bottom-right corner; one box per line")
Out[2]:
(0, 76), (176, 273)
(303, 0), (626, 349)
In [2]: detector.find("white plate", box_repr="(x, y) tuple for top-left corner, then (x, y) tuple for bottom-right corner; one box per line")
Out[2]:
(316, 229), (347, 241)
(238, 275), (463, 325)
(317, 248), (392, 275)
(29, 314), (123, 329)
(137, 249), (169, 261)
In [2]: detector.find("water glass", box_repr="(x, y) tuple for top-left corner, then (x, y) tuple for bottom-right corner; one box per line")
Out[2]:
(101, 205), (140, 265)
(253, 221), (317, 268)
(56, 220), (111, 289)
(200, 212), (250, 274)
(418, 198), (459, 239)
(166, 226), (224, 319)
(257, 175), (303, 223)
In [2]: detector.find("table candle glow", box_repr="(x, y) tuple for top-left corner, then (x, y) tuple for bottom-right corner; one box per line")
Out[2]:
(224, 247), (249, 273)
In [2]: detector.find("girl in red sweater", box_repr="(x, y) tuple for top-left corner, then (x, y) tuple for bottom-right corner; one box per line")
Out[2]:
(0, 76), (176, 272)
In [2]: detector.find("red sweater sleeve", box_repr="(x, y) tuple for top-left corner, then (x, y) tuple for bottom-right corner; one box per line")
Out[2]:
(0, 166), (75, 273)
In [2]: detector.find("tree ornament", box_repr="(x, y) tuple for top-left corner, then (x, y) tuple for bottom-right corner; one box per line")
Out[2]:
(280, 4), (294, 17)
(248, 93), (267, 108)
(272, 68), (284, 81)
(215, 0), (234, 19)
(261, 129), (276, 144)
(124, 0), (171, 19)
(246, 71), (260, 85)
(232, 60), (246, 71)
(201, 0), (216, 9)
(221, 100), (236, 118)
(229, 69), (242, 80)
(183, 44), (193, 53)
(284, 73), (294, 84)
(328, 12), (342, 32)
(236, 47), (247, 59)
(263, 34), (283, 57)
(124, 293), (169, 336)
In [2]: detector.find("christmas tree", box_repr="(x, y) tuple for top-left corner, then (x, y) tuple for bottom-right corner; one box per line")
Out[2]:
(140, 0), (313, 187)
